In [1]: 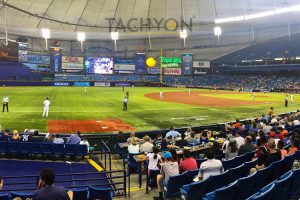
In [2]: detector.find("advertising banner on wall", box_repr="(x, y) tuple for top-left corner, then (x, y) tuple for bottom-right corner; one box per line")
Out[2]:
(135, 53), (146, 74)
(160, 56), (182, 68)
(27, 55), (50, 64)
(182, 53), (193, 75)
(164, 68), (182, 75)
(114, 58), (135, 74)
(193, 69), (206, 75)
(61, 56), (84, 73)
(147, 67), (160, 74)
(50, 47), (62, 72)
(0, 40), (19, 62)
(193, 60), (210, 68)
(94, 82), (111, 87)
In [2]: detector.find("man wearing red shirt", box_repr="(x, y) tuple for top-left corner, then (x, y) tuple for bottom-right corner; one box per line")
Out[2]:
(179, 149), (197, 173)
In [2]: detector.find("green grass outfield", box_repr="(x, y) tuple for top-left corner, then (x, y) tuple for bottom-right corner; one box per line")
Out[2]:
(0, 86), (299, 133)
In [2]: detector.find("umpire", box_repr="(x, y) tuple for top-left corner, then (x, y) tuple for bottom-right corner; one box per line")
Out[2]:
(2, 94), (9, 112)
(123, 96), (128, 111)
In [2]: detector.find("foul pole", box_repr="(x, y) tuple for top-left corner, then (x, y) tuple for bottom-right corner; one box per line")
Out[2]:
(160, 48), (163, 86)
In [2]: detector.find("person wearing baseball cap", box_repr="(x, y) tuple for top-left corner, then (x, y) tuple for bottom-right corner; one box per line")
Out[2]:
(153, 151), (179, 200)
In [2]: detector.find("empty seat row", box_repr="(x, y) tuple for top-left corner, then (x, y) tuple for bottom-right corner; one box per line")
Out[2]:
(0, 141), (88, 158)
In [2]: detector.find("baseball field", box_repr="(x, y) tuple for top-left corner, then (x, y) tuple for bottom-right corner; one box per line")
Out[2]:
(0, 86), (299, 134)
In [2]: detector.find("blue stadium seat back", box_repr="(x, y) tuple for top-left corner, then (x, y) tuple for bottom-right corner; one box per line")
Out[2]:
(53, 143), (65, 155)
(65, 144), (77, 156)
(282, 154), (295, 173)
(114, 144), (125, 159)
(268, 159), (284, 181)
(76, 145), (88, 157)
(289, 168), (300, 198)
(8, 141), (19, 153)
(72, 187), (89, 200)
(227, 164), (246, 184)
(196, 159), (207, 168)
(0, 194), (9, 200)
(88, 186), (112, 200)
(222, 158), (239, 171)
(284, 144), (291, 151)
(148, 169), (160, 188)
(18, 142), (31, 154)
(272, 170), (293, 200)
(185, 169), (199, 184)
(213, 180), (238, 200)
(254, 166), (272, 191)
(11, 191), (34, 200)
(294, 150), (300, 161)
(30, 142), (42, 154)
(279, 170), (293, 180)
(235, 154), (247, 166)
(164, 172), (187, 199)
(208, 170), (229, 191)
(247, 183), (275, 200)
(41, 143), (54, 155)
(236, 173), (257, 200)
(0, 141), (8, 153)
(244, 151), (256, 162)
(182, 178), (210, 200)
(127, 153), (140, 170)
(244, 159), (258, 174)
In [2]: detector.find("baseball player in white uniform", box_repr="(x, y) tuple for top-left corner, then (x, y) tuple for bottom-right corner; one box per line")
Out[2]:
(159, 90), (163, 100)
(43, 97), (50, 117)
(290, 94), (294, 104)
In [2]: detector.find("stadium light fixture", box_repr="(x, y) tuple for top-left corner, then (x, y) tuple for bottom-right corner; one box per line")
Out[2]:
(180, 29), (187, 47)
(41, 28), (50, 50)
(111, 32), (119, 51)
(214, 26), (222, 44)
(215, 3), (300, 24)
(77, 32), (85, 52)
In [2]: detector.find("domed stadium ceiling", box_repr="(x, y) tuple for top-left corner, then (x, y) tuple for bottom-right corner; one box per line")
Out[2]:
(0, 0), (300, 58)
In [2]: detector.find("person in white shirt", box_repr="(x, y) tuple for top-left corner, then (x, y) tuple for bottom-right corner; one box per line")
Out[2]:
(198, 150), (224, 180)
(235, 132), (245, 149)
(270, 115), (278, 125)
(42, 97), (50, 117)
(159, 90), (163, 100)
(128, 138), (140, 154)
(290, 94), (294, 104)
(53, 134), (64, 144)
(146, 146), (161, 170)
(79, 135), (90, 152)
(2, 95), (9, 112)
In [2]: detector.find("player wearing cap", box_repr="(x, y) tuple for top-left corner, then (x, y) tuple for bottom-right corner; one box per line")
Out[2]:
(42, 97), (50, 117)
(2, 94), (8, 112)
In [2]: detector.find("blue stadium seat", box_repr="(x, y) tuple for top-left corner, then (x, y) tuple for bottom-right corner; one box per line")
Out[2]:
(288, 168), (300, 198)
(208, 170), (229, 191)
(8, 142), (19, 155)
(53, 144), (65, 157)
(180, 177), (210, 200)
(148, 169), (160, 188)
(41, 143), (54, 157)
(76, 145), (88, 157)
(127, 153), (140, 171)
(88, 186), (112, 200)
(0, 141), (8, 154)
(65, 144), (77, 157)
(227, 164), (246, 184)
(272, 170), (293, 200)
(244, 159), (258, 173)
(222, 158), (239, 171)
(0, 194), (9, 200)
(29, 142), (42, 156)
(246, 183), (275, 200)
(11, 191), (34, 200)
(204, 181), (238, 200)
(164, 172), (187, 199)
(254, 166), (272, 191)
(196, 158), (207, 168)
(282, 154), (294, 173)
(71, 187), (88, 200)
(18, 142), (31, 156)
(236, 173), (257, 200)
(185, 169), (199, 184)
(294, 150), (300, 161)
(268, 159), (284, 181)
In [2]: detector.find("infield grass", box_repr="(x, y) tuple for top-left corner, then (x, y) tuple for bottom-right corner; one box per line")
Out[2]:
(0, 86), (299, 133)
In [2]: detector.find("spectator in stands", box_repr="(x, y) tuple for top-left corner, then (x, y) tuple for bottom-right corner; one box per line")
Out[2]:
(0, 176), (3, 190)
(249, 121), (258, 134)
(249, 132), (257, 145)
(282, 130), (291, 146)
(268, 107), (274, 118)
(212, 141), (223, 158)
(145, 146), (161, 171)
(256, 138), (281, 170)
(225, 138), (238, 160)
(33, 168), (72, 200)
(184, 127), (192, 139)
(165, 136), (179, 149)
(262, 122), (273, 134)
(289, 139), (299, 155)
(277, 140), (287, 158)
(53, 134), (64, 144)
(22, 129), (30, 142)
(115, 131), (127, 143)
(186, 131), (199, 145)
(179, 149), (197, 173)
(140, 135), (153, 153)
(199, 130), (209, 144)
(168, 148), (178, 162)
(292, 116), (300, 126)
(153, 134), (167, 150)
(165, 126), (181, 139)
(154, 152), (179, 200)
(11, 130), (20, 141)
(0, 129), (10, 142)
(238, 136), (256, 155)
(235, 132), (245, 149)
(198, 149), (224, 180)
(30, 130), (42, 142)
(222, 134), (233, 153)
(128, 138), (140, 154)
(67, 131), (81, 144)
(207, 131), (215, 141)
(234, 119), (242, 129)
(175, 134), (188, 147)
(79, 135), (90, 152)
(44, 133), (54, 143)
(127, 132), (140, 144)
(270, 115), (278, 125)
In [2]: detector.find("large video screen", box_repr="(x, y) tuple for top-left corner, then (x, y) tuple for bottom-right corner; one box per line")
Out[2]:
(85, 57), (114, 74)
